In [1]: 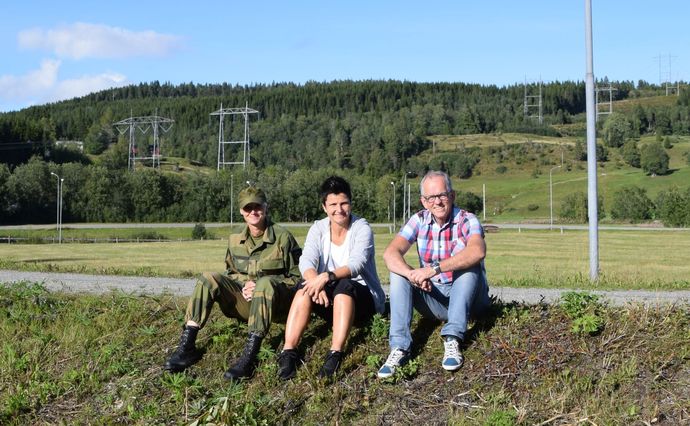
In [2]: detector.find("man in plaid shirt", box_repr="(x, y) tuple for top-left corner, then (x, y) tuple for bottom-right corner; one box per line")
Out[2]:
(378, 170), (491, 378)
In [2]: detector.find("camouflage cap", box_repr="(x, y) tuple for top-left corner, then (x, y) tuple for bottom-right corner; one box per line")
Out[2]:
(238, 187), (267, 209)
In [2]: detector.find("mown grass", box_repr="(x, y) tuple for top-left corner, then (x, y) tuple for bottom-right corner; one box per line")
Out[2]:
(0, 281), (687, 424)
(1, 228), (689, 290)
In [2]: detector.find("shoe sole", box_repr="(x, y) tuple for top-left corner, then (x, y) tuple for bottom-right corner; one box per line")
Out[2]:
(442, 362), (463, 371)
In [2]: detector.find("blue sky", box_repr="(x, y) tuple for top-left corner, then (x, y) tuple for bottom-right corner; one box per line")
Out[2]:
(1, 0), (689, 112)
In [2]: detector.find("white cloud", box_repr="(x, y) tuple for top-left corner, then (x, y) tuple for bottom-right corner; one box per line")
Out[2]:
(52, 72), (127, 102)
(18, 22), (182, 59)
(0, 59), (60, 100)
(0, 60), (129, 110)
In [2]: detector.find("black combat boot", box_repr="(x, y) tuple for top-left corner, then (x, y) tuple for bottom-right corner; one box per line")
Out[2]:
(223, 332), (264, 380)
(164, 325), (203, 373)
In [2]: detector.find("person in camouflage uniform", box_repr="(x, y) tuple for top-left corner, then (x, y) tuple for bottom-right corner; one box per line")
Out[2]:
(164, 186), (302, 380)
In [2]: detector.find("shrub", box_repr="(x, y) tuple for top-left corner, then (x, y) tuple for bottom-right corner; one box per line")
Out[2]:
(640, 141), (669, 175)
(131, 231), (168, 241)
(527, 204), (539, 211)
(621, 140), (641, 168)
(495, 165), (508, 174)
(559, 192), (603, 223)
(192, 223), (210, 240)
(610, 186), (655, 222)
(602, 113), (630, 148)
(656, 187), (690, 227)
(456, 191), (482, 215)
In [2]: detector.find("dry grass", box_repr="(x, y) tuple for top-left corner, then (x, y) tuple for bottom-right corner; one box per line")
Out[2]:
(0, 282), (688, 424)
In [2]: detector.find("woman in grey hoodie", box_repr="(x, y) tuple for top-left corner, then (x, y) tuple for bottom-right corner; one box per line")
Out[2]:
(277, 176), (385, 380)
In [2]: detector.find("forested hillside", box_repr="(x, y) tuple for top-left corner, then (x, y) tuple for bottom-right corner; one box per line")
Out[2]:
(1, 79), (689, 225)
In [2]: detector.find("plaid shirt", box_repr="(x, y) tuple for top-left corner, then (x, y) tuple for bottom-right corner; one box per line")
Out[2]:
(399, 206), (484, 285)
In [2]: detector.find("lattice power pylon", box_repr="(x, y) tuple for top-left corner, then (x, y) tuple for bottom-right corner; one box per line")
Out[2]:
(210, 103), (259, 170)
(523, 77), (543, 125)
(595, 82), (616, 121)
(114, 115), (174, 171)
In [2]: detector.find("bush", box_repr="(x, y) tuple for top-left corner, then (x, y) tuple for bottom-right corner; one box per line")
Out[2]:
(663, 136), (673, 149)
(602, 113), (630, 148)
(192, 223), (210, 240)
(131, 231), (168, 241)
(455, 191), (482, 215)
(560, 191), (604, 223)
(640, 141), (669, 175)
(610, 185), (655, 222)
(656, 187), (690, 227)
(495, 165), (508, 174)
(621, 140), (641, 168)
(527, 204), (539, 211)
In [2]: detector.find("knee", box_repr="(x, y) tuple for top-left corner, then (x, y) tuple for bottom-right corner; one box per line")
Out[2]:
(294, 289), (312, 305)
(389, 272), (410, 288)
(455, 266), (482, 286)
(254, 276), (274, 293)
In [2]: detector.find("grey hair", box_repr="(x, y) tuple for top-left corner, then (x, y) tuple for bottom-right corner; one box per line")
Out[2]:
(419, 170), (453, 195)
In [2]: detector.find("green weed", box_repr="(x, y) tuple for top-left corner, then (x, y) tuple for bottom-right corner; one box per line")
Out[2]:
(560, 291), (605, 334)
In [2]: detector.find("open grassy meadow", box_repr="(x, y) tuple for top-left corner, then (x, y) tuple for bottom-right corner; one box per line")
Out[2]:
(428, 133), (690, 222)
(1, 227), (689, 290)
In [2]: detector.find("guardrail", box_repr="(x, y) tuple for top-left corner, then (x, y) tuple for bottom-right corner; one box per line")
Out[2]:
(0, 237), (223, 244)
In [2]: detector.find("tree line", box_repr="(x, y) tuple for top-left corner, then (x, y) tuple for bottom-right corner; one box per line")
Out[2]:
(0, 155), (488, 225)
(3, 79), (689, 175)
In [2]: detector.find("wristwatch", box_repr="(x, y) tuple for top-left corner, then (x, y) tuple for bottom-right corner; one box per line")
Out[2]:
(327, 271), (337, 282)
(431, 261), (442, 276)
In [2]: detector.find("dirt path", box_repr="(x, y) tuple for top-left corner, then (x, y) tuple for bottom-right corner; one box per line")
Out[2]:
(2, 269), (689, 306)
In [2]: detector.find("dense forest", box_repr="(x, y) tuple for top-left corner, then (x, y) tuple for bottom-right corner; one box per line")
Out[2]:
(1, 79), (689, 224)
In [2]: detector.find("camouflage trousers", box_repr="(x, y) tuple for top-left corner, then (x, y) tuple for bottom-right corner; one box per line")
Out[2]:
(185, 272), (295, 336)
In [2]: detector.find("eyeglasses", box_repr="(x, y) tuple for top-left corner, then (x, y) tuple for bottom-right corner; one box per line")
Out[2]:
(422, 192), (451, 203)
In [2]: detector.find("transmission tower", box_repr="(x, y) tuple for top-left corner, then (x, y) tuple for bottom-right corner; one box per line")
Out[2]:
(523, 77), (543, 125)
(114, 115), (174, 171)
(210, 103), (259, 170)
(654, 53), (679, 96)
(595, 79), (616, 121)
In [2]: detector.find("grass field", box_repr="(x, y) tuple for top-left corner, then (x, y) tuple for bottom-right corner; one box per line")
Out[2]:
(1, 282), (687, 424)
(1, 228), (689, 290)
(422, 133), (690, 222)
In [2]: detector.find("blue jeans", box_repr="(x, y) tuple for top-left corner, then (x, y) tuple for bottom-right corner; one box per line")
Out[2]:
(388, 264), (490, 351)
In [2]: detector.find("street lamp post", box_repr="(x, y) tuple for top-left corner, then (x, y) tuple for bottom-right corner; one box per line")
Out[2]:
(390, 181), (396, 231)
(50, 172), (63, 244)
(402, 171), (413, 221)
(549, 165), (561, 230)
(230, 174), (234, 227)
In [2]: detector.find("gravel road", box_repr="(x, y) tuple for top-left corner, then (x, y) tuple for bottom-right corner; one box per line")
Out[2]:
(2, 270), (688, 307)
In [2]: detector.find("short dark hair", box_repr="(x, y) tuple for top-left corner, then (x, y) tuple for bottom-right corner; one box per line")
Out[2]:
(320, 176), (352, 204)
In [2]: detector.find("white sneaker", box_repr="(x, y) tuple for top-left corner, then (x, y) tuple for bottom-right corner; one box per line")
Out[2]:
(377, 348), (409, 378)
(442, 337), (464, 371)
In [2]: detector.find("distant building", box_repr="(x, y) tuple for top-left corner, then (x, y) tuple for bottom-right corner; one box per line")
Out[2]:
(54, 140), (84, 152)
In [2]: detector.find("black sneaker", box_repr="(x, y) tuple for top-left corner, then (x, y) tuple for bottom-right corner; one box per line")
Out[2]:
(277, 349), (300, 380)
(318, 350), (344, 378)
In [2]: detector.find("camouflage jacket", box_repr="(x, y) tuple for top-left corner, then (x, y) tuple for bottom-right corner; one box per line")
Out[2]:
(224, 221), (302, 287)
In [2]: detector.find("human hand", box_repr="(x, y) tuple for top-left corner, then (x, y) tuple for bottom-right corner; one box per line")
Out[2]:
(312, 290), (330, 307)
(242, 280), (256, 301)
(302, 273), (328, 299)
(407, 267), (434, 287)
(418, 279), (432, 292)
